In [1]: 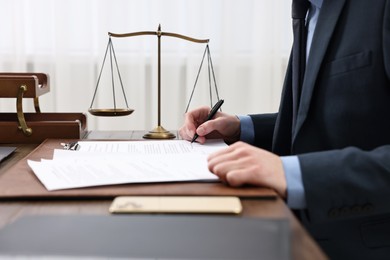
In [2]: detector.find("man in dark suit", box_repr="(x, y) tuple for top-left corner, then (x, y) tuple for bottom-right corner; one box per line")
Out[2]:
(179, 0), (390, 259)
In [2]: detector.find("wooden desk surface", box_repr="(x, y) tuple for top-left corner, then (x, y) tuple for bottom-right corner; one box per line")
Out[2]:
(0, 131), (328, 260)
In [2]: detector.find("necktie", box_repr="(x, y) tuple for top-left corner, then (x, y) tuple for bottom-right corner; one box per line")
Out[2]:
(291, 0), (309, 133)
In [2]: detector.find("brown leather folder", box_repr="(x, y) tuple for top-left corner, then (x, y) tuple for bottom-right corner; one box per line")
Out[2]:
(0, 113), (87, 143)
(0, 139), (277, 200)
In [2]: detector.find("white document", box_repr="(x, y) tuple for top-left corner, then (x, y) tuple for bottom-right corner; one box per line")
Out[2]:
(73, 139), (227, 154)
(27, 140), (228, 191)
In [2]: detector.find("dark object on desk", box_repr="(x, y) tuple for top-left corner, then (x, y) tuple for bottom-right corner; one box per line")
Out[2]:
(0, 215), (290, 260)
(0, 147), (16, 162)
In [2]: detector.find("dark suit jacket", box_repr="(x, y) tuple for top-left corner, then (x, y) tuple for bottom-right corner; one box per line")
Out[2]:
(250, 0), (390, 259)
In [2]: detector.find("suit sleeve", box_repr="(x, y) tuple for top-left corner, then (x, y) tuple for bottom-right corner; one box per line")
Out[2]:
(384, 0), (390, 79)
(248, 113), (277, 151)
(298, 146), (390, 223)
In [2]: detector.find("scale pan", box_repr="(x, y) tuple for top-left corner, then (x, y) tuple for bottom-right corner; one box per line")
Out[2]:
(88, 108), (134, 117)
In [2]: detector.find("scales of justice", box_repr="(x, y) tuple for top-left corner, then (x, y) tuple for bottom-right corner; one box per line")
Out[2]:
(89, 25), (221, 139)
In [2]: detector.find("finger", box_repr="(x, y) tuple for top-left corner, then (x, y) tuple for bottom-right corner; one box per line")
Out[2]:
(178, 126), (189, 140)
(207, 142), (245, 164)
(208, 150), (242, 177)
(209, 159), (247, 185)
(183, 107), (208, 127)
(194, 136), (207, 144)
(178, 125), (195, 141)
(181, 107), (214, 141)
(208, 154), (246, 186)
(211, 161), (237, 179)
(188, 106), (212, 125)
(226, 170), (246, 187)
(185, 127), (196, 140)
(207, 146), (235, 167)
(196, 114), (223, 136)
(225, 167), (258, 187)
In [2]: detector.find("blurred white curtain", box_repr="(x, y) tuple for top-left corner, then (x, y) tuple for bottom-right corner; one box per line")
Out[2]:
(0, 0), (292, 131)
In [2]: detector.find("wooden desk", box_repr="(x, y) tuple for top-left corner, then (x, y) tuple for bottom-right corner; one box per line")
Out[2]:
(0, 131), (328, 260)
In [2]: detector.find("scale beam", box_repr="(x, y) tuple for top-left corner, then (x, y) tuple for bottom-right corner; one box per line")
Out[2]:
(108, 31), (209, 44)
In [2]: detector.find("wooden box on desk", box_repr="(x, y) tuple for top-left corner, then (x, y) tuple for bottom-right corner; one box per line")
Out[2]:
(0, 72), (87, 143)
(0, 112), (87, 143)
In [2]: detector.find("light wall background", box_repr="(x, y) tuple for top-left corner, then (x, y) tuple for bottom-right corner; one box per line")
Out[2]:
(0, 0), (292, 131)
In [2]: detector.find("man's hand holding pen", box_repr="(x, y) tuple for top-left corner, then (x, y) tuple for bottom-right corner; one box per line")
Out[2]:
(190, 99), (224, 143)
(179, 100), (241, 145)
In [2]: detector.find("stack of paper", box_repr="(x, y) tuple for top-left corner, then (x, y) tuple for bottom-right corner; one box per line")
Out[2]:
(28, 140), (228, 191)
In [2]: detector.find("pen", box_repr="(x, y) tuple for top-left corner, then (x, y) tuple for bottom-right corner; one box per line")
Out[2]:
(191, 99), (224, 143)
(61, 141), (80, 151)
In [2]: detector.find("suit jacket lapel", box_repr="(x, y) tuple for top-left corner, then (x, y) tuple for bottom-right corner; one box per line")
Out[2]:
(293, 0), (347, 141)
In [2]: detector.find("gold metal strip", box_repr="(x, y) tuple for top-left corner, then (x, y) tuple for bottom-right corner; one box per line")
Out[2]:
(34, 97), (41, 113)
(16, 85), (32, 136)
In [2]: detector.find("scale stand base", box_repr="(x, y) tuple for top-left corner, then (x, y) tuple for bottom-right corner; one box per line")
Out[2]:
(143, 125), (176, 139)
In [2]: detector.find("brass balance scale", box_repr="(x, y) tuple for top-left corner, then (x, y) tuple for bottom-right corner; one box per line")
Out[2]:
(89, 25), (221, 139)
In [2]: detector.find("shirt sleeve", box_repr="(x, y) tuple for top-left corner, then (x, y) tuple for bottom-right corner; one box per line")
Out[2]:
(281, 156), (307, 209)
(238, 115), (255, 145)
